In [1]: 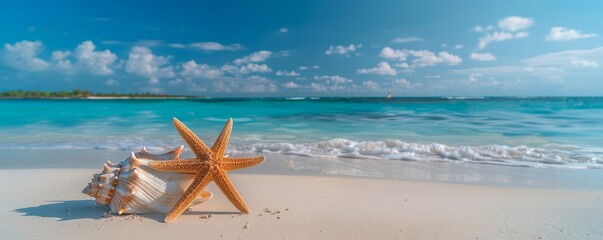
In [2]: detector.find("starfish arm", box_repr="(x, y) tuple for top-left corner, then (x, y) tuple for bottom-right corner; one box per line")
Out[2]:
(211, 118), (233, 158)
(165, 171), (213, 222)
(222, 156), (265, 171)
(148, 159), (209, 173)
(173, 117), (214, 160)
(212, 168), (250, 213)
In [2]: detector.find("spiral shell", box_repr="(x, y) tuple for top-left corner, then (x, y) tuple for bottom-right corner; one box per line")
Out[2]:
(82, 146), (212, 214)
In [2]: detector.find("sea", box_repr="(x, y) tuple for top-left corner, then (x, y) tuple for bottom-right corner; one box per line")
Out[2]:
(1, 97), (602, 170)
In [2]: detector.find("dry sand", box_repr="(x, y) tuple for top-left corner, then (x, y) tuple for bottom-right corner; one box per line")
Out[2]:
(1, 168), (602, 240)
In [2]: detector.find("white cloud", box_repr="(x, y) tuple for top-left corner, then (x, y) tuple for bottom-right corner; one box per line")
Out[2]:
(469, 73), (483, 82)
(470, 52), (497, 61)
(498, 16), (534, 31)
(168, 78), (183, 86)
(189, 42), (243, 51)
(243, 76), (277, 92)
(394, 62), (410, 68)
(51, 50), (73, 72)
(283, 82), (300, 88)
(310, 83), (327, 92)
(474, 17), (533, 49)
(181, 60), (223, 79)
(105, 79), (118, 86)
(455, 46), (603, 83)
(278, 50), (292, 57)
(135, 40), (163, 48)
(74, 41), (118, 75)
(393, 78), (410, 85)
(279, 28), (288, 34)
(357, 62), (397, 76)
(380, 47), (408, 61)
(325, 44), (361, 55)
(3, 40), (119, 75)
(299, 65), (319, 70)
(212, 81), (236, 93)
(454, 44), (464, 49)
(545, 27), (597, 41)
(314, 75), (352, 84)
(522, 46), (603, 68)
(51, 50), (70, 62)
(210, 75), (278, 93)
(243, 84), (277, 93)
(362, 80), (380, 90)
(125, 46), (175, 84)
(393, 78), (420, 89)
(392, 37), (422, 43)
(3, 40), (50, 71)
(234, 50), (272, 65)
(425, 75), (441, 79)
(406, 50), (462, 67)
(478, 31), (528, 49)
(276, 70), (300, 77)
(473, 25), (493, 32)
(571, 59), (599, 67)
(167, 78), (206, 92)
(239, 64), (271, 74)
(168, 43), (186, 48)
(222, 63), (272, 75)
(380, 47), (461, 68)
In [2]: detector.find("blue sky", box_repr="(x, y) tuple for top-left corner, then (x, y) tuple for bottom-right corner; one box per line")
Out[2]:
(1, 0), (602, 96)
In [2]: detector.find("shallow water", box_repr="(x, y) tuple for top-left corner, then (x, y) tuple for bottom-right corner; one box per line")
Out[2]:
(1, 97), (602, 169)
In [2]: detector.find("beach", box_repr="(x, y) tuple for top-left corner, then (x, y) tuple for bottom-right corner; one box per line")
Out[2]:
(1, 151), (603, 240)
(1, 98), (603, 239)
(2, 170), (602, 239)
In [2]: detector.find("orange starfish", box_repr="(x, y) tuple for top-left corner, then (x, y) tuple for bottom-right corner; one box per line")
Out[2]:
(148, 117), (265, 222)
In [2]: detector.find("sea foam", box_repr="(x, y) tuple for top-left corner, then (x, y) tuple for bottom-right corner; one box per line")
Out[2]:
(230, 138), (603, 169)
(1, 138), (601, 169)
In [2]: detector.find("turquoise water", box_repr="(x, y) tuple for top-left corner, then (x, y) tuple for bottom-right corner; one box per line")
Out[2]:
(1, 97), (602, 169)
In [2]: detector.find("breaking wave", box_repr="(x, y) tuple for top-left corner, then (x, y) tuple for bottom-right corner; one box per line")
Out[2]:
(2, 138), (602, 169)
(230, 138), (603, 169)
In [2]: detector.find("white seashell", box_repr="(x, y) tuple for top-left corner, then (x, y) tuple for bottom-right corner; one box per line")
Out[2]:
(82, 146), (212, 214)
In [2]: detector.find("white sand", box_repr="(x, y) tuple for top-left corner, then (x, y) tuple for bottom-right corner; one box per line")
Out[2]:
(1, 168), (602, 240)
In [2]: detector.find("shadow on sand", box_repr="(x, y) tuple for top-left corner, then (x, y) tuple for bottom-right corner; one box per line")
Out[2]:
(15, 200), (241, 222)
(15, 200), (105, 221)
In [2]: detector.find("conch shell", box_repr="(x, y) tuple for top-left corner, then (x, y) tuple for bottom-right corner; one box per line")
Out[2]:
(82, 146), (212, 214)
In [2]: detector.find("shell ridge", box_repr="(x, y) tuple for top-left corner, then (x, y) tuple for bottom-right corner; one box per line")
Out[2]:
(84, 147), (210, 214)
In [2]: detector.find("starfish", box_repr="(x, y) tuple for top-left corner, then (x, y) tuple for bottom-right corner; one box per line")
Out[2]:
(148, 117), (265, 222)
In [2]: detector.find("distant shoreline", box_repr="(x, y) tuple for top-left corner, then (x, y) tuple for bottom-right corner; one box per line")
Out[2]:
(0, 96), (204, 100)
(0, 90), (204, 99)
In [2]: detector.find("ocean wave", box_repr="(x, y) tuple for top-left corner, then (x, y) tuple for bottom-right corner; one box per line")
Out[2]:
(230, 139), (603, 169)
(1, 138), (601, 169)
(442, 96), (486, 100)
